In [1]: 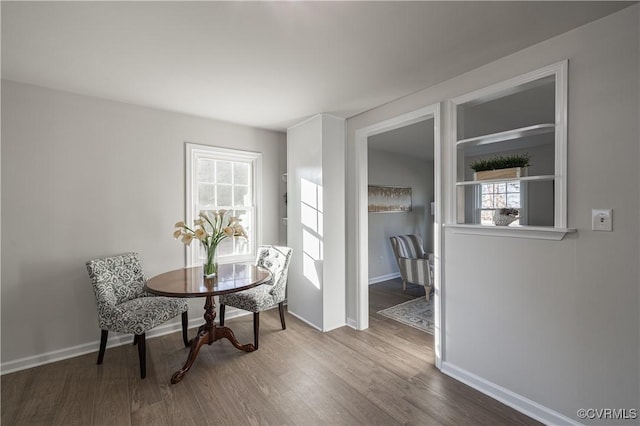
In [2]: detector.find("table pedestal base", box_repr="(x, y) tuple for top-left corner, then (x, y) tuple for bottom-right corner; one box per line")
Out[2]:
(171, 295), (255, 384)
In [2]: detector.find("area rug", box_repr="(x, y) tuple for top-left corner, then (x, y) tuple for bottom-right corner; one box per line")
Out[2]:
(377, 297), (434, 334)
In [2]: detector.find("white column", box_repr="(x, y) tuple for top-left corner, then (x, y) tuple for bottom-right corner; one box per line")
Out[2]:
(286, 114), (346, 331)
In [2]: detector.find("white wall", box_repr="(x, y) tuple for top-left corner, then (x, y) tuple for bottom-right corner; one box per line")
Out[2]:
(320, 116), (347, 332)
(1, 81), (286, 369)
(368, 149), (433, 281)
(347, 7), (639, 424)
(287, 114), (346, 332)
(287, 116), (323, 329)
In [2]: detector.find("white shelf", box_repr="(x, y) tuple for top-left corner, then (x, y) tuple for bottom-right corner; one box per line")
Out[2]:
(456, 175), (555, 186)
(450, 61), (568, 233)
(445, 224), (576, 241)
(456, 123), (555, 147)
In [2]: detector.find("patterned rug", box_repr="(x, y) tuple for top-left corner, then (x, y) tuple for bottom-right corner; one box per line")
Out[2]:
(377, 297), (434, 334)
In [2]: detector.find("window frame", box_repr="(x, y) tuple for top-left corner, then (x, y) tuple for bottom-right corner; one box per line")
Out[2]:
(446, 60), (575, 240)
(185, 143), (262, 266)
(475, 180), (528, 225)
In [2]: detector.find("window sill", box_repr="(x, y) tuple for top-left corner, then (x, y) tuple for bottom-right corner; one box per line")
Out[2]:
(444, 224), (576, 241)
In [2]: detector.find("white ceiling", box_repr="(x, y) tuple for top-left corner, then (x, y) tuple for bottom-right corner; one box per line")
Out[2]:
(1, 1), (633, 132)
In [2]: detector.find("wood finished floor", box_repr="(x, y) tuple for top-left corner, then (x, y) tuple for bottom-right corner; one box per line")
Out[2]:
(2, 279), (539, 426)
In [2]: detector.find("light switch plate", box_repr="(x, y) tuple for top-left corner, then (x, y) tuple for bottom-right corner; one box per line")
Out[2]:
(592, 209), (612, 231)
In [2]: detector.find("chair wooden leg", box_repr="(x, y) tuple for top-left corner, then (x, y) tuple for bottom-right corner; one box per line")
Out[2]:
(97, 330), (108, 365)
(253, 312), (260, 350)
(278, 302), (286, 330)
(402, 280), (407, 291)
(181, 311), (189, 347)
(132, 335), (137, 345)
(219, 304), (225, 326)
(137, 333), (146, 379)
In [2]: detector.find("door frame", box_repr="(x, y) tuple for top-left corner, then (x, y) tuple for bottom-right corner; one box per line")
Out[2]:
(354, 103), (443, 368)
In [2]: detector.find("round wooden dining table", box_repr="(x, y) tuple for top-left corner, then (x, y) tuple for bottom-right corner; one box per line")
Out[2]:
(145, 263), (271, 384)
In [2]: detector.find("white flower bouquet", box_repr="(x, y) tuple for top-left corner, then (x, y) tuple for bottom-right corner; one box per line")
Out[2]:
(174, 210), (247, 276)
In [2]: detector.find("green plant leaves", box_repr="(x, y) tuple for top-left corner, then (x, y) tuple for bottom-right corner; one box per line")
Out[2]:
(469, 153), (531, 172)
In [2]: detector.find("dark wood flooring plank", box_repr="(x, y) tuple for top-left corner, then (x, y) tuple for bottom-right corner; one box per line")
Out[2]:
(153, 329), (210, 426)
(270, 390), (327, 425)
(92, 377), (131, 426)
(280, 317), (440, 424)
(1, 367), (33, 426)
(232, 344), (290, 400)
(279, 368), (362, 425)
(328, 325), (431, 381)
(91, 344), (132, 426)
(283, 350), (402, 425)
(51, 353), (98, 426)
(370, 281), (538, 425)
(1, 280), (539, 426)
(128, 336), (168, 417)
(13, 359), (69, 426)
(130, 401), (170, 426)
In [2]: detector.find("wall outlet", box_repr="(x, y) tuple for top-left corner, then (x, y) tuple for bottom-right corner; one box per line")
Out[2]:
(592, 209), (612, 232)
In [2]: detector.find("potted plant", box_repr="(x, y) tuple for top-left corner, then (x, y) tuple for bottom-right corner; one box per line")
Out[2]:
(469, 153), (531, 181)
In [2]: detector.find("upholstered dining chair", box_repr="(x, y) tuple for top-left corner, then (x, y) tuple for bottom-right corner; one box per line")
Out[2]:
(219, 245), (293, 350)
(389, 235), (434, 300)
(86, 252), (190, 379)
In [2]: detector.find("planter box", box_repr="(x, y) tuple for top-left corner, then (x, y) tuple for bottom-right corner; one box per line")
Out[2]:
(474, 167), (526, 181)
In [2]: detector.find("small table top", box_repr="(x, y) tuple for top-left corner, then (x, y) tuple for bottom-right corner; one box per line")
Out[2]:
(145, 264), (271, 298)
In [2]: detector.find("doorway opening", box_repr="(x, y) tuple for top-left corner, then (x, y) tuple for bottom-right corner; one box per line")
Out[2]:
(354, 104), (442, 368)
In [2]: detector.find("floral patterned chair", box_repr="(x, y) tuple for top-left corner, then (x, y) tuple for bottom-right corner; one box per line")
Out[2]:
(219, 245), (292, 349)
(86, 252), (189, 379)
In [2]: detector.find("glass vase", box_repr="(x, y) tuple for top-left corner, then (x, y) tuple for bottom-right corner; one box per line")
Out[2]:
(203, 243), (218, 278)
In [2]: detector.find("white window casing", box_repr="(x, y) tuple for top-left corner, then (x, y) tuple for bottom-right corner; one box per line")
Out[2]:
(185, 143), (262, 266)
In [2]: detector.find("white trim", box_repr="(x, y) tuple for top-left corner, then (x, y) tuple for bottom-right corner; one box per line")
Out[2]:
(1, 317), (200, 375)
(456, 175), (555, 186)
(286, 112), (345, 131)
(451, 63), (559, 105)
(184, 142), (263, 266)
(346, 317), (358, 329)
(432, 103), (443, 369)
(368, 272), (401, 285)
(456, 123), (555, 147)
(287, 310), (323, 332)
(447, 99), (459, 225)
(441, 362), (581, 426)
(323, 322), (346, 333)
(354, 128), (369, 330)
(449, 60), (569, 231)
(445, 224), (576, 241)
(0, 305), (263, 375)
(354, 103), (443, 370)
(554, 60), (569, 229)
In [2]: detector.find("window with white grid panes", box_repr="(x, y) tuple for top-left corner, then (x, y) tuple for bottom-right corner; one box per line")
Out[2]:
(477, 181), (522, 225)
(186, 144), (261, 264)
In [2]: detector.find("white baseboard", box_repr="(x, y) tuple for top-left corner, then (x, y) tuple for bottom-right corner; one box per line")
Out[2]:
(287, 310), (323, 331)
(1, 307), (252, 375)
(322, 322), (347, 332)
(287, 313), (344, 332)
(346, 317), (358, 329)
(441, 362), (580, 426)
(368, 272), (400, 285)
